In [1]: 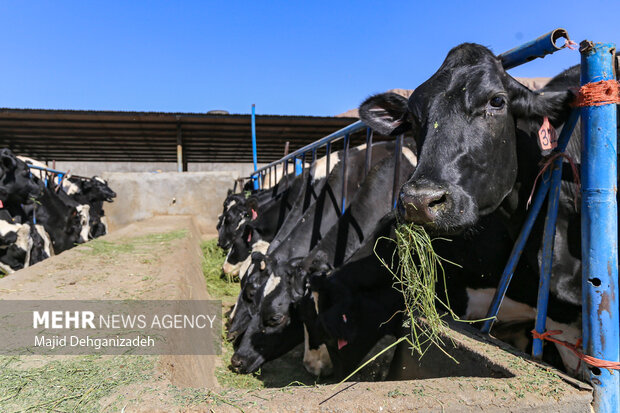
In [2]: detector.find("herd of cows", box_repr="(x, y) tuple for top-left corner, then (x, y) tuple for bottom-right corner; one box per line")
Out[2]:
(0, 148), (116, 274)
(216, 43), (610, 382)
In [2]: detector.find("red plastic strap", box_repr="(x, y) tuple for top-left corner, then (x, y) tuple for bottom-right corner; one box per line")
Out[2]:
(527, 152), (580, 209)
(565, 39), (579, 50)
(532, 329), (620, 370)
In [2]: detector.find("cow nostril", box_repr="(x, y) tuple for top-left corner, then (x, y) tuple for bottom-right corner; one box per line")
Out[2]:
(428, 193), (447, 209)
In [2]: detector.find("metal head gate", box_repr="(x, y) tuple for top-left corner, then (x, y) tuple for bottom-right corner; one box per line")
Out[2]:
(246, 28), (618, 412)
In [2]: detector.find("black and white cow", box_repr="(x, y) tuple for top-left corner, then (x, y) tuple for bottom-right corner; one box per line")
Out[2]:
(359, 43), (589, 377)
(226, 140), (409, 343)
(229, 145), (418, 374)
(61, 175), (116, 239)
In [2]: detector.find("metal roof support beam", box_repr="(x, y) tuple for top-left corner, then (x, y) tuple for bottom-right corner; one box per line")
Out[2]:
(176, 123), (186, 172)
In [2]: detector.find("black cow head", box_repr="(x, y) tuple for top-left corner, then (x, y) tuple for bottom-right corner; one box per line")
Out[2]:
(0, 149), (42, 205)
(227, 251), (271, 342)
(216, 193), (257, 249)
(229, 257), (308, 373)
(359, 43), (573, 234)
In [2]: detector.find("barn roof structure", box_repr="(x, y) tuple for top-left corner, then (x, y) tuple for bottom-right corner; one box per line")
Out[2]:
(0, 108), (361, 166)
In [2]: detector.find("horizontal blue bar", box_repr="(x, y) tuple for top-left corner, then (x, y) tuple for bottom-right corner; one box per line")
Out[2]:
(26, 165), (67, 175)
(499, 28), (570, 70)
(251, 120), (366, 178)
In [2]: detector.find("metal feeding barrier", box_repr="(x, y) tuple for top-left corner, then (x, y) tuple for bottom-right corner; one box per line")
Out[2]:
(479, 29), (618, 412)
(26, 164), (69, 188)
(247, 119), (406, 215)
(246, 28), (618, 412)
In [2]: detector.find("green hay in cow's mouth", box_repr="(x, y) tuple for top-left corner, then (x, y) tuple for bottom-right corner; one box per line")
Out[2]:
(376, 223), (459, 359)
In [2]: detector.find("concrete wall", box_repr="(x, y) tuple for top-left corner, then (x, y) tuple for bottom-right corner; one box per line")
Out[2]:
(101, 171), (237, 235)
(54, 162), (265, 177)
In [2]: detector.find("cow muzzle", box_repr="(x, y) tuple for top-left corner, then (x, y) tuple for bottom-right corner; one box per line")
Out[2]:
(398, 185), (448, 224)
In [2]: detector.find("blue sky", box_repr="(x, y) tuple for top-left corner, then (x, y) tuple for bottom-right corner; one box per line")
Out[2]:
(0, 1), (617, 116)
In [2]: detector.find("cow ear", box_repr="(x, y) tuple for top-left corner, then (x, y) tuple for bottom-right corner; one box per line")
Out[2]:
(1, 152), (17, 171)
(359, 92), (411, 136)
(506, 77), (574, 124)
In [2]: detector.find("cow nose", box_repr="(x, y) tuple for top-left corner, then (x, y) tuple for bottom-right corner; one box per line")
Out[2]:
(399, 187), (448, 224)
(230, 354), (245, 371)
(227, 329), (240, 342)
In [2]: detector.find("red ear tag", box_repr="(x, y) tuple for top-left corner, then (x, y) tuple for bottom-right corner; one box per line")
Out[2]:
(538, 116), (558, 151)
(342, 314), (347, 323)
(0, 200), (3, 208)
(247, 231), (252, 243)
(251, 209), (258, 220)
(337, 339), (348, 350)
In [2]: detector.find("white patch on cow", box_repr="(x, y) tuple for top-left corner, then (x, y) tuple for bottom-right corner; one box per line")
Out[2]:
(303, 325), (333, 376)
(263, 274), (281, 297)
(100, 216), (109, 235)
(229, 302), (238, 320)
(312, 291), (320, 314)
(225, 200), (237, 211)
(62, 180), (80, 195)
(312, 151), (340, 182)
(35, 224), (53, 258)
(238, 256), (252, 280)
(222, 248), (242, 276)
(252, 240), (270, 255)
(0, 261), (14, 275)
(17, 156), (47, 180)
(0, 220), (19, 237)
(401, 147), (418, 167)
(94, 176), (106, 184)
(0, 221), (32, 269)
(464, 288), (537, 322)
(546, 318), (584, 378)
(76, 204), (91, 243)
(235, 218), (247, 231)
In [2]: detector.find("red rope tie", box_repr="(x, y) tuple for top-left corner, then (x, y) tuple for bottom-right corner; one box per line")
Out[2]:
(527, 152), (580, 209)
(532, 329), (620, 371)
(573, 79), (620, 107)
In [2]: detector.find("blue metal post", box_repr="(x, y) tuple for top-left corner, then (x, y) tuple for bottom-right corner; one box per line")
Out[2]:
(251, 104), (259, 190)
(580, 41), (619, 413)
(532, 149), (564, 359)
(340, 134), (349, 215)
(295, 157), (303, 176)
(481, 109), (580, 333)
(499, 28), (570, 70)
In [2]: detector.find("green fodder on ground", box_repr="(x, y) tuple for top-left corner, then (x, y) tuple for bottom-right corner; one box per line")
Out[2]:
(201, 239), (240, 302)
(200, 239), (264, 390)
(78, 230), (188, 258)
(0, 355), (156, 412)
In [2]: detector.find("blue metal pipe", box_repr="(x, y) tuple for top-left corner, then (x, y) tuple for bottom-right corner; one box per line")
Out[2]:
(481, 108), (580, 333)
(251, 104), (259, 190)
(340, 134), (349, 216)
(26, 165), (67, 175)
(499, 28), (570, 70)
(295, 157), (303, 176)
(580, 41), (619, 413)
(532, 151), (564, 359)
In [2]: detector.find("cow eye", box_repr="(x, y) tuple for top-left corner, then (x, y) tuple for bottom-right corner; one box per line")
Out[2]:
(266, 314), (284, 326)
(488, 96), (505, 110)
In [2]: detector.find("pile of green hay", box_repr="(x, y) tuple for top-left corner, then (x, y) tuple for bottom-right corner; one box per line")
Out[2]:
(376, 223), (461, 359)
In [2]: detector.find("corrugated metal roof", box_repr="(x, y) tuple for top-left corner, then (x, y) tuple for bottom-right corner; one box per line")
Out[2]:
(0, 108), (362, 163)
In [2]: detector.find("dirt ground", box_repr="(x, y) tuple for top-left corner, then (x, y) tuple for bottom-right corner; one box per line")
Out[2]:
(0, 216), (592, 412)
